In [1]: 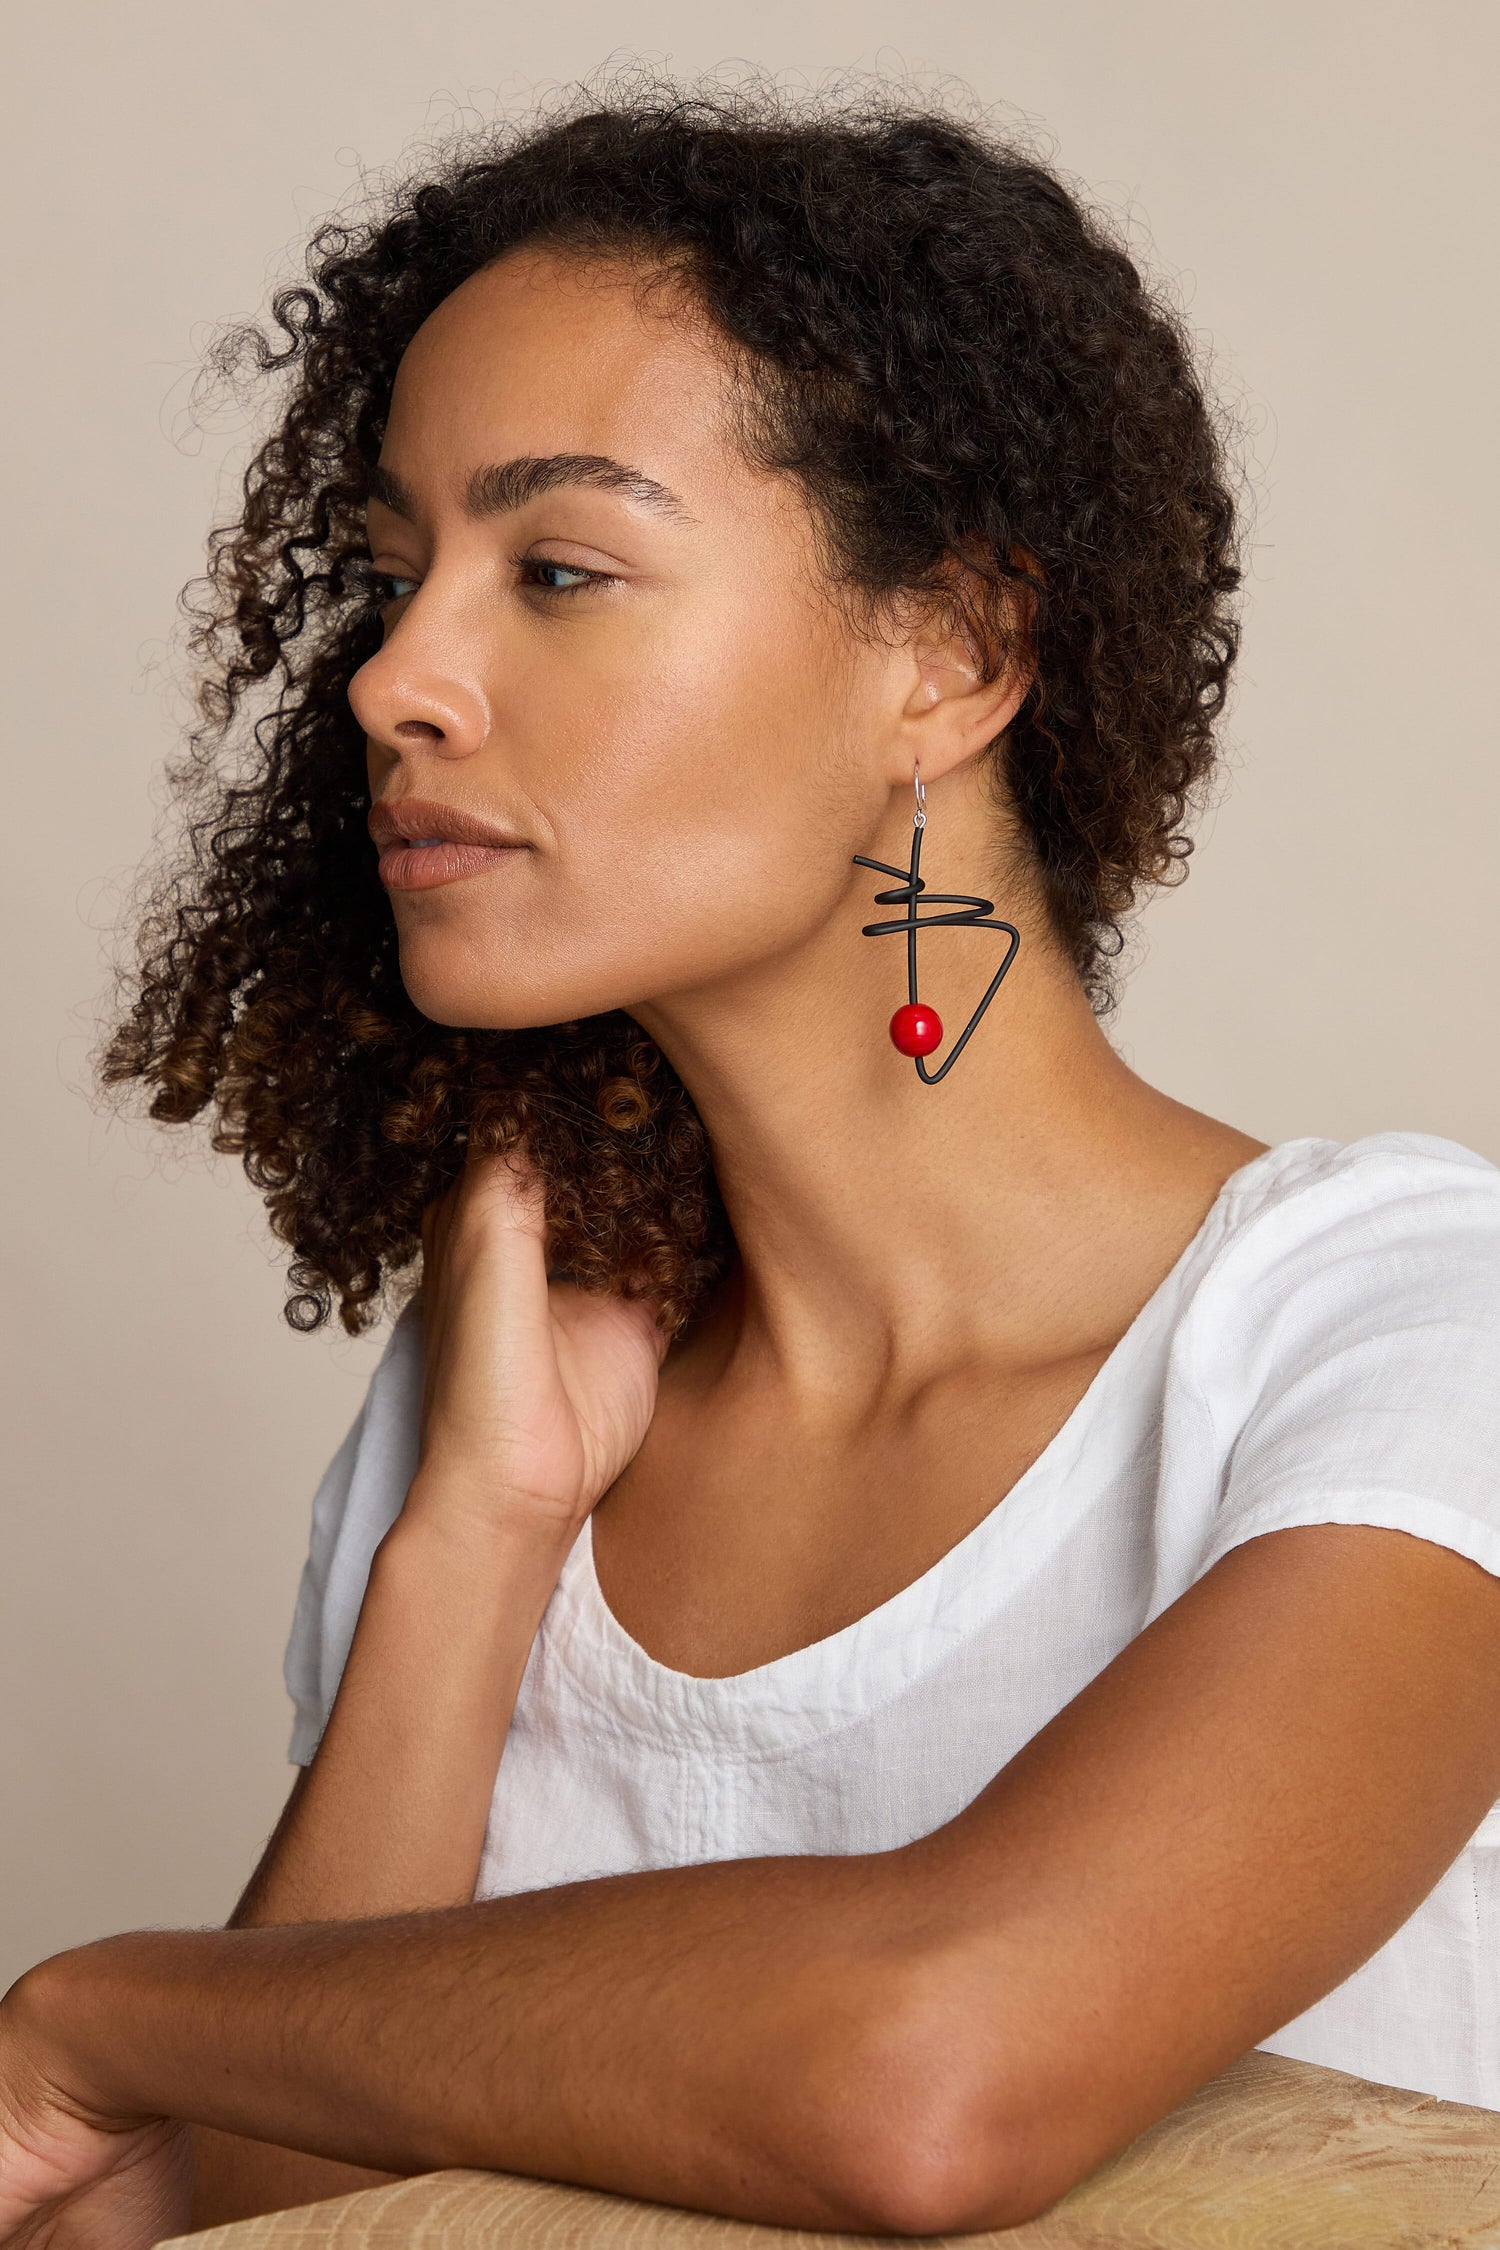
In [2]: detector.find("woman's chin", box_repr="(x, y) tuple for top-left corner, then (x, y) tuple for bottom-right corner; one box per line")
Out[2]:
(400, 967), (604, 1034)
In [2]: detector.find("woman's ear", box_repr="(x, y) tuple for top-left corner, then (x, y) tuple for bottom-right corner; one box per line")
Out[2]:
(888, 567), (1036, 788)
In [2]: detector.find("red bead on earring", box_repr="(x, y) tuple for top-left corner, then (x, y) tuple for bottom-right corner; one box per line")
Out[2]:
(889, 1002), (943, 1056)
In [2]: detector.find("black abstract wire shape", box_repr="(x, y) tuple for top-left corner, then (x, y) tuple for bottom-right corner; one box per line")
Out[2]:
(853, 820), (1020, 1085)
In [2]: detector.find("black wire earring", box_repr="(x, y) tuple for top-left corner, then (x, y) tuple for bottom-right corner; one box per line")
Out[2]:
(853, 763), (1020, 1085)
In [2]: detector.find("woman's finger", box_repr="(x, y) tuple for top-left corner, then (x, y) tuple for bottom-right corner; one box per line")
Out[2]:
(457, 1143), (548, 1242)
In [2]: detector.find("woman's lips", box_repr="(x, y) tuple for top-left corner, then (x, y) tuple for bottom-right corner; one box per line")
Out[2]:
(377, 839), (526, 891)
(368, 796), (529, 889)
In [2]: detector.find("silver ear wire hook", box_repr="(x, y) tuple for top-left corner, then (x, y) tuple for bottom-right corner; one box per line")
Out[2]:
(913, 762), (927, 829)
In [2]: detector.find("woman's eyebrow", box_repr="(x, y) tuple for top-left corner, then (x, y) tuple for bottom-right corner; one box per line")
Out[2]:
(365, 456), (693, 523)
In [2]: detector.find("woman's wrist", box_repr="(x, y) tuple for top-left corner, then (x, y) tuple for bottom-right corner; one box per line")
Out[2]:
(392, 1466), (590, 1566)
(373, 1474), (585, 1634)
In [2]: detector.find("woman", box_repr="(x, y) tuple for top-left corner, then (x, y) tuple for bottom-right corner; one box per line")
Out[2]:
(5, 80), (1500, 2246)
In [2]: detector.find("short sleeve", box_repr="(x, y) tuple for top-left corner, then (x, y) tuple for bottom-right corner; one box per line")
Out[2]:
(1195, 1137), (1500, 1584)
(282, 1298), (426, 1764)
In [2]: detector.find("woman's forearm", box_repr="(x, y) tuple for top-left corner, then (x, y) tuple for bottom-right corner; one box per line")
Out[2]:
(23, 1848), (977, 2234)
(236, 1487), (576, 1925)
(194, 1482), (577, 2223)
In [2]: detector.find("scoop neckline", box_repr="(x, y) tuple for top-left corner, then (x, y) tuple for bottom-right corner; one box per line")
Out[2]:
(543, 1135), (1324, 1749)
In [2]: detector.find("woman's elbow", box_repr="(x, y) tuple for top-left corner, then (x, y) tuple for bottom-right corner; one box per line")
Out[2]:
(792, 1975), (1082, 2237)
(819, 2121), (1069, 2239)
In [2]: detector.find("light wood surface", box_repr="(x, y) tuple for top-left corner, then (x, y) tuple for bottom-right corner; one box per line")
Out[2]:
(167, 2050), (1500, 2247)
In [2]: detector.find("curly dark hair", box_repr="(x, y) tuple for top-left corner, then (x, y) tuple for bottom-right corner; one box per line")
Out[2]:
(97, 75), (1242, 1343)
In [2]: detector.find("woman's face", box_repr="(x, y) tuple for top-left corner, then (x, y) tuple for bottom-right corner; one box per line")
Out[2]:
(351, 246), (907, 1032)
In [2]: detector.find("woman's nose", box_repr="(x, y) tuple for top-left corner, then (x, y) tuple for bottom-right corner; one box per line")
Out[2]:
(347, 626), (488, 762)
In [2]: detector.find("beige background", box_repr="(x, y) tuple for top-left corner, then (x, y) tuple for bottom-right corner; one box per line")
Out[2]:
(3, 0), (1495, 1992)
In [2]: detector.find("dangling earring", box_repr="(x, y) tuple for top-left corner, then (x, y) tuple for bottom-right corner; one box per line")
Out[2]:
(853, 762), (1020, 1085)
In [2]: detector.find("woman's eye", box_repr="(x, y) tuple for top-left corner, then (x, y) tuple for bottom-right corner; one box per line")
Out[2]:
(361, 558), (605, 605)
(361, 566), (418, 603)
(521, 558), (599, 595)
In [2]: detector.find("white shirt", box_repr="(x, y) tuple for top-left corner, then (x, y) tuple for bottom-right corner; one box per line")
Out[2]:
(284, 1131), (1500, 2109)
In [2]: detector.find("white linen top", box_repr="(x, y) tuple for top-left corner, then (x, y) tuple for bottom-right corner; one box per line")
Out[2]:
(284, 1131), (1500, 2109)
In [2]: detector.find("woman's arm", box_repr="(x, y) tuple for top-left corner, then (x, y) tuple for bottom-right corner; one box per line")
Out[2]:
(10, 1519), (1500, 2241)
(190, 1504), (578, 2223)
(191, 1148), (667, 2224)
(235, 1508), (577, 1926)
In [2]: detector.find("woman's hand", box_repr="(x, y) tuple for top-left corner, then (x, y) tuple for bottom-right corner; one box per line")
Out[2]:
(0, 1981), (190, 2249)
(412, 1141), (669, 1539)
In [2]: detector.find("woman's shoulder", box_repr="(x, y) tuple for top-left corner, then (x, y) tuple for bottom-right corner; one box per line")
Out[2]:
(1205, 1127), (1500, 1273)
(1224, 1124), (1496, 1209)
(1170, 1127), (1500, 1410)
(1159, 1130), (1500, 1613)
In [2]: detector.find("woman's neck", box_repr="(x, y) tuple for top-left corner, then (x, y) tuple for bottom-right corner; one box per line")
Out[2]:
(629, 766), (1264, 1407)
